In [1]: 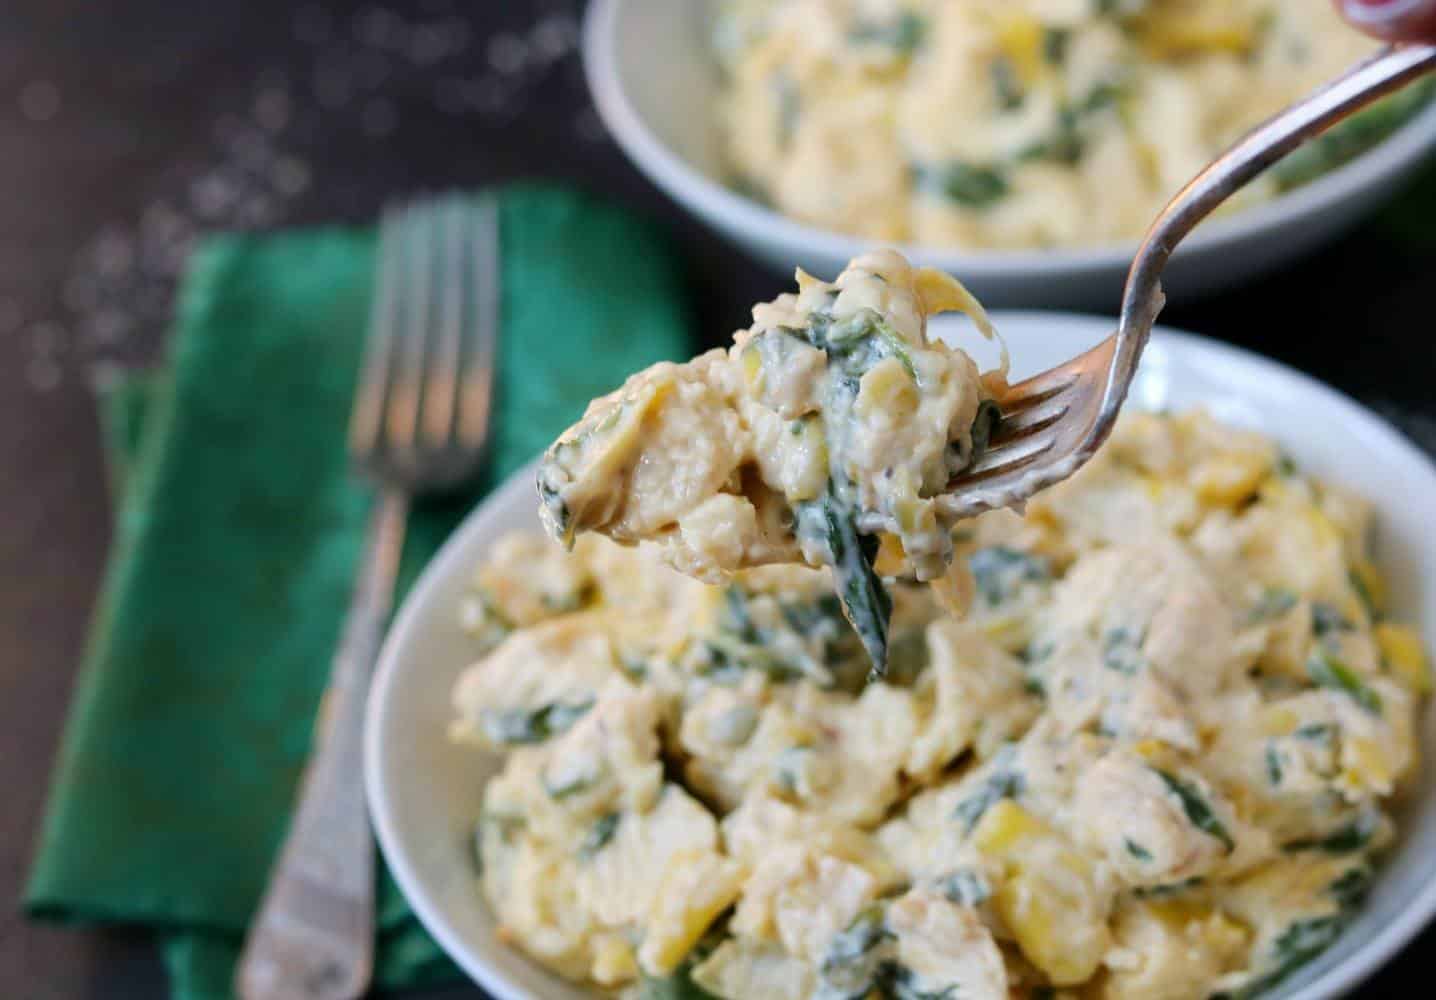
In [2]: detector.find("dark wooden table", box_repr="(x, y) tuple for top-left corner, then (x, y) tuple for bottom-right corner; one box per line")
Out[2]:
(3, 1), (1432, 996)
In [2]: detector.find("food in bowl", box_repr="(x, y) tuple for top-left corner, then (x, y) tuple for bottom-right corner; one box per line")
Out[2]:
(538, 250), (1007, 675)
(452, 408), (1429, 999)
(712, 0), (1427, 249)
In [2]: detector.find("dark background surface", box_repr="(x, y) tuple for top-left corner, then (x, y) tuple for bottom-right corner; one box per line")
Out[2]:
(2, 0), (1433, 996)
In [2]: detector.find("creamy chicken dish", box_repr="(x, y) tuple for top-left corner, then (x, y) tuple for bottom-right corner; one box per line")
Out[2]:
(538, 251), (1006, 675)
(712, 0), (1423, 249)
(455, 409), (1429, 999)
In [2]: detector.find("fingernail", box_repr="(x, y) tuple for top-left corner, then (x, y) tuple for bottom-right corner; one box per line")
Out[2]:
(1344, 0), (1423, 19)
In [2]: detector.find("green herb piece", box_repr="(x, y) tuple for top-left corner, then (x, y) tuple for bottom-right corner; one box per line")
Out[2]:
(1349, 569), (1380, 621)
(480, 698), (594, 745)
(771, 745), (815, 796)
(701, 634), (806, 685)
(1231, 917), (1345, 999)
(821, 904), (892, 977)
(915, 161), (1010, 207)
(889, 966), (959, 1000)
(1284, 811), (1378, 854)
(1295, 722), (1336, 745)
(1277, 452), (1299, 476)
(771, 72), (801, 148)
(1307, 649), (1382, 715)
(1247, 588), (1298, 624)
(967, 399), (1002, 469)
(848, 10), (927, 54)
(543, 766), (597, 800)
(1133, 876), (1204, 899)
(638, 920), (726, 1000)
(1042, 27), (1070, 65)
(969, 546), (1050, 605)
(938, 868), (991, 906)
(1125, 838), (1153, 862)
(990, 57), (1024, 110)
(537, 477), (572, 546)
(619, 653), (649, 682)
(722, 585), (758, 641)
(1266, 743), (1284, 786)
(796, 489), (892, 680)
(1311, 602), (1353, 636)
(1152, 768), (1234, 852)
(1273, 79), (1436, 190)
(1015, 82), (1122, 166)
(1102, 625), (1146, 676)
(580, 812), (620, 858)
(1328, 865), (1372, 909)
(952, 764), (1023, 834)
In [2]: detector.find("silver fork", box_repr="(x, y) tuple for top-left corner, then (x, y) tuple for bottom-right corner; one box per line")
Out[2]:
(234, 194), (499, 1000)
(941, 42), (1436, 518)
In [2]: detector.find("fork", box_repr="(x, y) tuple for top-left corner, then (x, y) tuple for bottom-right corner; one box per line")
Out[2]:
(941, 42), (1436, 518)
(234, 194), (499, 1000)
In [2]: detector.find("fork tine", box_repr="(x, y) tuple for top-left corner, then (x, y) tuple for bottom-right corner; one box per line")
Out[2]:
(385, 200), (436, 456)
(421, 195), (466, 447)
(349, 205), (405, 460)
(965, 429), (1056, 477)
(457, 196), (499, 453)
(992, 392), (1069, 442)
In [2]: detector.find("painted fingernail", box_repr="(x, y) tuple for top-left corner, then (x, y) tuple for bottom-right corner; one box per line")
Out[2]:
(1344, 0), (1424, 20)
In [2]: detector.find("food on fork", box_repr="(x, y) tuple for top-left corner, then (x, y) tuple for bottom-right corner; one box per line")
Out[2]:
(457, 410), (1429, 999)
(537, 250), (1006, 676)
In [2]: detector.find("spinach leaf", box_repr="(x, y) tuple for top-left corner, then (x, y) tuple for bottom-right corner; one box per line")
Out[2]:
(1311, 602), (1353, 636)
(1152, 768), (1234, 852)
(796, 490), (892, 680)
(1295, 722), (1336, 745)
(848, 10), (927, 54)
(821, 904), (891, 975)
(1133, 876), (1204, 899)
(914, 161), (1010, 207)
(969, 546), (1050, 606)
(1247, 588), (1298, 624)
(952, 766), (1023, 834)
(536, 477), (572, 546)
(542, 767), (597, 800)
(1102, 625), (1146, 676)
(1273, 79), (1436, 190)
(1125, 838), (1153, 862)
(638, 920), (726, 1000)
(1284, 810), (1378, 854)
(1307, 649), (1382, 715)
(966, 399), (1002, 470)
(1328, 865), (1373, 910)
(1265, 743), (1284, 786)
(480, 698), (594, 745)
(1348, 569), (1380, 621)
(580, 812), (620, 858)
(772, 72), (800, 147)
(1213, 917), (1345, 1000)
(990, 57), (1024, 110)
(1042, 27), (1070, 65)
(937, 868), (991, 906)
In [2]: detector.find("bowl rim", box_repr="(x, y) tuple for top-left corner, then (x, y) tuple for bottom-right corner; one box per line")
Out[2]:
(583, 0), (1436, 277)
(366, 312), (1436, 1000)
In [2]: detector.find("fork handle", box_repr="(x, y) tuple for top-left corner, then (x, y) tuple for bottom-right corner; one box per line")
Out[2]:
(1111, 42), (1436, 417)
(235, 490), (409, 1000)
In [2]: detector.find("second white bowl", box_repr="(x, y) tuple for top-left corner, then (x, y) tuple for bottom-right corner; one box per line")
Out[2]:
(583, 0), (1436, 309)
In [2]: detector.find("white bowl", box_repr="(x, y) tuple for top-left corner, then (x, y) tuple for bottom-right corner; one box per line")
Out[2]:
(582, 0), (1436, 309)
(366, 313), (1436, 1000)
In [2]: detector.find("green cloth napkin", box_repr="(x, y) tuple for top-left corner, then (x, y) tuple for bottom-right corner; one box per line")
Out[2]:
(24, 183), (693, 998)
